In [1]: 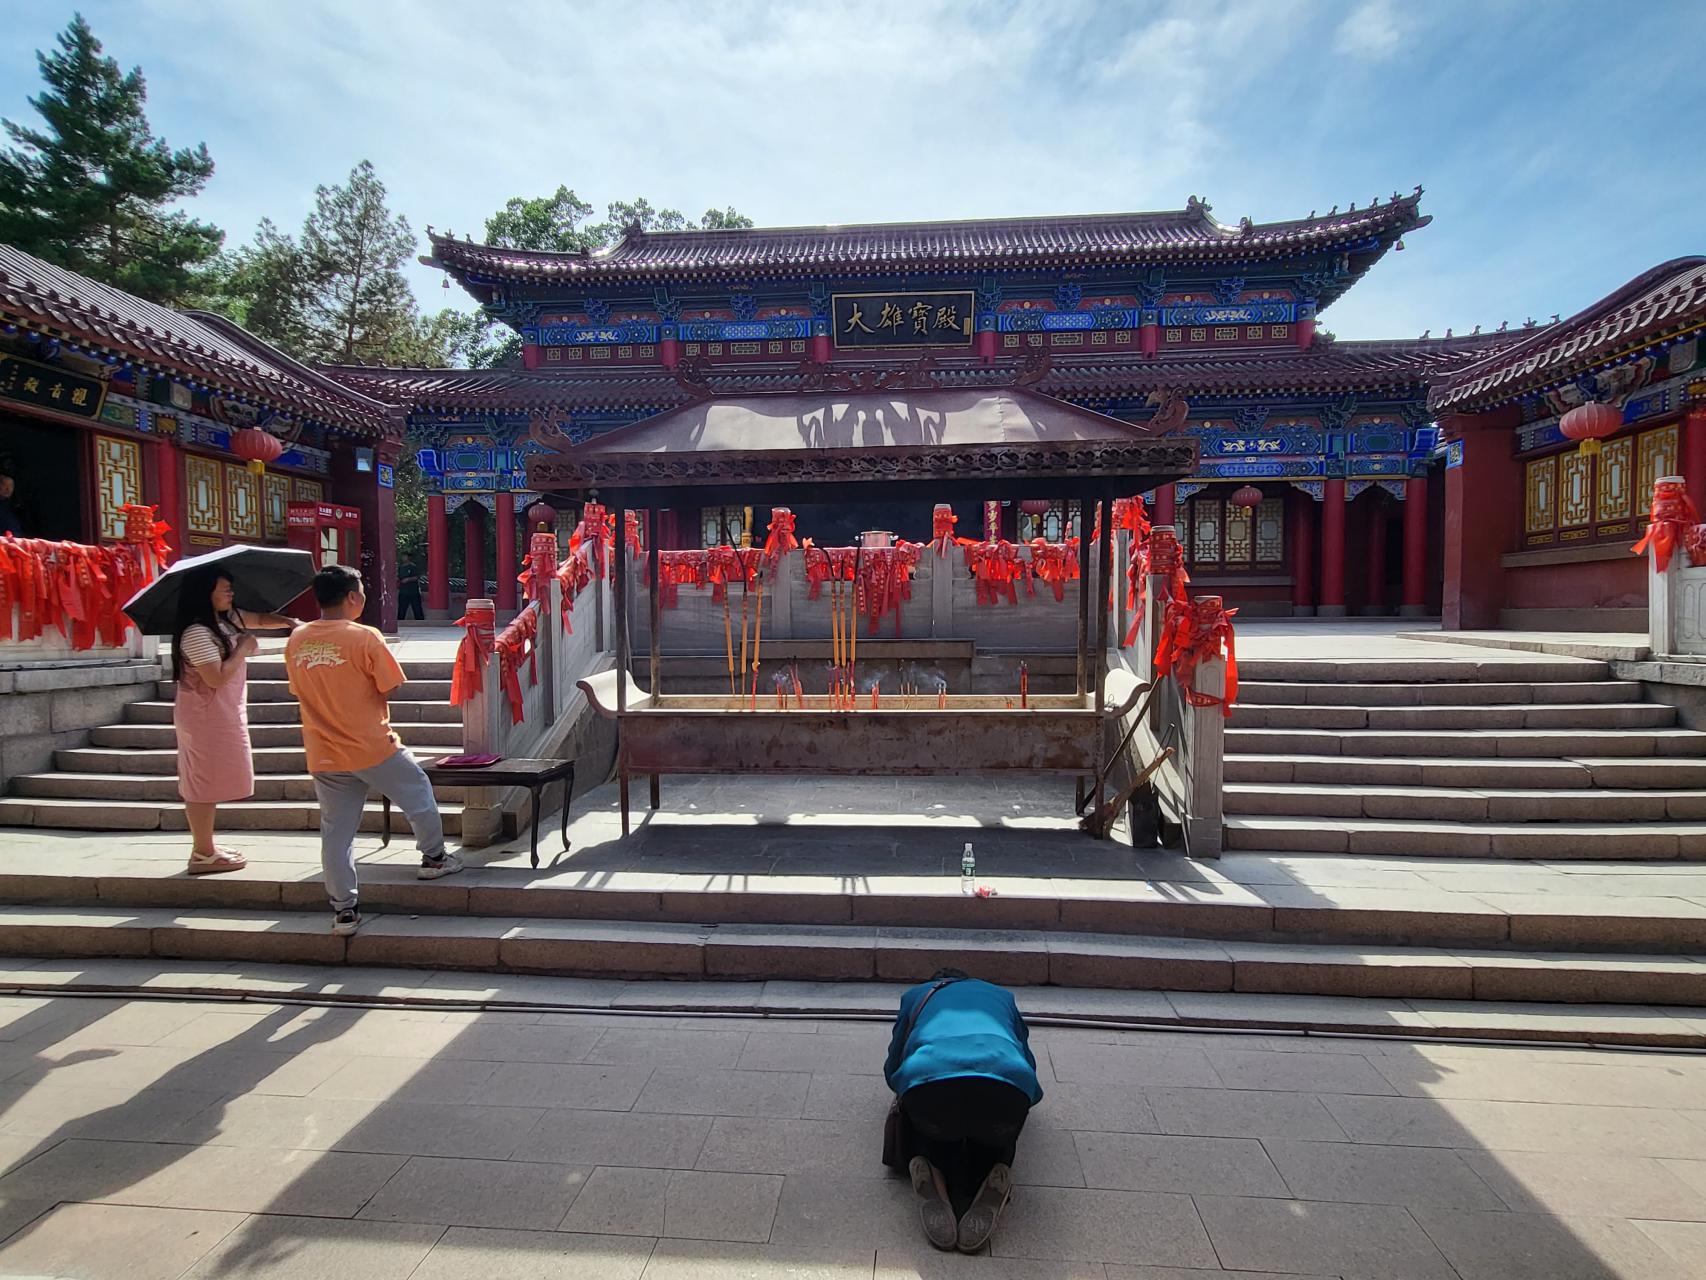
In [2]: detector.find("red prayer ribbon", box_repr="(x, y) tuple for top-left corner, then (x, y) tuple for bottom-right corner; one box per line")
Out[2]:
(1154, 595), (1239, 717)
(1632, 478), (1700, 574)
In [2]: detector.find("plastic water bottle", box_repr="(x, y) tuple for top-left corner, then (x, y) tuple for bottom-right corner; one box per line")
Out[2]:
(960, 842), (977, 895)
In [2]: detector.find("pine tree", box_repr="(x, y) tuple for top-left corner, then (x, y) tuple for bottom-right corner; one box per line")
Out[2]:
(300, 160), (419, 364)
(0, 13), (221, 303)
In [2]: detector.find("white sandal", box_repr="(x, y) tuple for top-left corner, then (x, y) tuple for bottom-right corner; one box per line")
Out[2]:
(187, 848), (247, 876)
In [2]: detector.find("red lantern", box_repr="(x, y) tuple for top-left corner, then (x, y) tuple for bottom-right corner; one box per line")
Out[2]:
(1559, 402), (1621, 456)
(230, 426), (284, 476)
(527, 501), (556, 531)
(1019, 499), (1052, 516)
(1230, 485), (1263, 509)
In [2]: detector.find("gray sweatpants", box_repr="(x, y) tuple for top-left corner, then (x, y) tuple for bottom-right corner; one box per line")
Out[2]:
(313, 749), (445, 911)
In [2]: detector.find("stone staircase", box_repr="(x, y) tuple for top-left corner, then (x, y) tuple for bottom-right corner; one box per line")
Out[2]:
(1223, 654), (1706, 859)
(0, 656), (468, 835)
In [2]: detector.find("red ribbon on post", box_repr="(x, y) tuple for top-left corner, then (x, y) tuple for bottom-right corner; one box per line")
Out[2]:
(763, 507), (798, 560)
(494, 606), (539, 725)
(1632, 476), (1699, 573)
(450, 601), (496, 707)
(1154, 593), (1239, 717)
(931, 504), (961, 557)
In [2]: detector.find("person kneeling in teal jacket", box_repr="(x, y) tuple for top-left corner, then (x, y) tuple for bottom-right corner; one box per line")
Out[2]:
(882, 970), (1043, 1253)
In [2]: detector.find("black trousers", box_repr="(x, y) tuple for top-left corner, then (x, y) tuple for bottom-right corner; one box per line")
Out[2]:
(901, 1077), (1031, 1216)
(398, 591), (424, 620)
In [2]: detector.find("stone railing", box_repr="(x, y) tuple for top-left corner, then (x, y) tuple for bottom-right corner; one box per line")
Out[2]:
(1645, 476), (1706, 658)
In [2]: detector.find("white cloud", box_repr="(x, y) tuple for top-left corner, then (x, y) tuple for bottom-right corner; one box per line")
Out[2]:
(1334, 0), (1407, 60)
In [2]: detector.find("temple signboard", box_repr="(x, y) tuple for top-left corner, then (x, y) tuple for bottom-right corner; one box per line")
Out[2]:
(0, 353), (106, 420)
(831, 290), (975, 350)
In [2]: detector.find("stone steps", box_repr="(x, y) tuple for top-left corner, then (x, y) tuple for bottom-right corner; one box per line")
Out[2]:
(125, 699), (461, 725)
(1230, 702), (1676, 731)
(0, 796), (464, 834)
(1227, 754), (1706, 789)
(1, 905), (1701, 1011)
(1227, 727), (1706, 758)
(1225, 782), (1706, 822)
(1237, 658), (1610, 684)
(1226, 814), (1706, 858)
(246, 658), (455, 682)
(157, 678), (453, 703)
(87, 721), (463, 750)
(1236, 679), (1646, 706)
(55, 745), (309, 774)
(10, 771), (468, 803)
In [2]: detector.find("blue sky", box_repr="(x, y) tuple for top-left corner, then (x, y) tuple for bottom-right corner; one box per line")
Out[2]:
(3, 0), (1703, 343)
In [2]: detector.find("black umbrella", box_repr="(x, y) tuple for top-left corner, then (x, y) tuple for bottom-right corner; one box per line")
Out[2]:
(123, 544), (318, 636)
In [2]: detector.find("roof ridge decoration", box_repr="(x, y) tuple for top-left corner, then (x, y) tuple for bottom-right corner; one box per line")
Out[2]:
(425, 193), (1429, 290)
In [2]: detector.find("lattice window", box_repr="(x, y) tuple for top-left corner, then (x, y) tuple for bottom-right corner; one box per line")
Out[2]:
(291, 477), (324, 503)
(1254, 498), (1285, 563)
(1189, 328), (1207, 342)
(94, 434), (142, 541)
(1018, 501), (1079, 543)
(1524, 456), (1557, 542)
(1596, 437), (1633, 525)
(1185, 494), (1285, 570)
(1638, 424), (1678, 502)
(1271, 325), (1289, 338)
(224, 463), (261, 539)
(263, 473), (291, 541)
(1246, 326), (1264, 340)
(186, 455), (223, 536)
(1558, 451), (1593, 533)
(700, 505), (746, 547)
(1214, 327), (1238, 341)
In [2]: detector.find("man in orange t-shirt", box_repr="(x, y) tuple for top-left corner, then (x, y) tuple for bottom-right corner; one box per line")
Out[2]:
(286, 564), (462, 935)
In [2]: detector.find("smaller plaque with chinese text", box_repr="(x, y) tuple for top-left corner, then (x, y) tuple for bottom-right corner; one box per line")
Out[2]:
(0, 354), (107, 420)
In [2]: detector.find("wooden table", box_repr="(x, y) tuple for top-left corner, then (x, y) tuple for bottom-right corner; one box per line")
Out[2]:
(381, 757), (576, 868)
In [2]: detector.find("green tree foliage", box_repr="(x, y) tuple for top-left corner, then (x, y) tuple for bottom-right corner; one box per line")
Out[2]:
(0, 13), (222, 304)
(480, 187), (753, 253)
(214, 161), (436, 365)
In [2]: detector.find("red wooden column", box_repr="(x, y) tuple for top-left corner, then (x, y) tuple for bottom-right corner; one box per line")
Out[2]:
(1683, 403), (1706, 509)
(1153, 484), (1176, 527)
(150, 438), (182, 559)
(1401, 474), (1429, 616)
(1442, 407), (1521, 629)
(494, 491), (517, 612)
(1290, 490), (1315, 615)
(1364, 492), (1388, 614)
(1319, 478), (1347, 616)
(463, 502), (487, 604)
(426, 494), (449, 614)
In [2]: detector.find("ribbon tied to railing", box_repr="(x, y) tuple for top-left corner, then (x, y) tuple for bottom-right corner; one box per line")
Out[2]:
(1154, 593), (1239, 717)
(1632, 477), (1700, 573)
(494, 605), (539, 725)
(449, 611), (493, 707)
(2, 531), (162, 649)
(1026, 538), (1080, 602)
(963, 539), (1028, 606)
(763, 507), (798, 561)
(930, 504), (961, 558)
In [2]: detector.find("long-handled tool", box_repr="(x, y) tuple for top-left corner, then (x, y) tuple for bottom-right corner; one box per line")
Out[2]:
(722, 565), (737, 698)
(750, 565), (766, 712)
(737, 573), (751, 710)
(1075, 681), (1159, 815)
(1081, 746), (1173, 839)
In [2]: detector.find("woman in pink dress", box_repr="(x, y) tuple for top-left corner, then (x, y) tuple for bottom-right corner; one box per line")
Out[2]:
(171, 568), (297, 875)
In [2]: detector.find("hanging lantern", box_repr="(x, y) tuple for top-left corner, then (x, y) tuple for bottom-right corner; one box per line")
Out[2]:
(1230, 485), (1263, 509)
(527, 500), (556, 531)
(1019, 499), (1052, 516)
(1559, 402), (1621, 456)
(230, 426), (283, 476)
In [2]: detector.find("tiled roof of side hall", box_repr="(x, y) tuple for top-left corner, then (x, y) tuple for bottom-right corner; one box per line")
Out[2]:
(426, 195), (1429, 285)
(0, 243), (400, 437)
(1431, 256), (1706, 413)
(321, 333), (1507, 413)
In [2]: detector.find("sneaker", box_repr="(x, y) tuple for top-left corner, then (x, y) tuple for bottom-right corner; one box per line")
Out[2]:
(332, 908), (362, 936)
(908, 1156), (958, 1251)
(956, 1162), (1013, 1253)
(417, 852), (465, 881)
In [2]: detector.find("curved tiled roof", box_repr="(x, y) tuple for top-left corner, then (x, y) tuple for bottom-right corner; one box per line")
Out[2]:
(0, 244), (399, 437)
(324, 333), (1508, 417)
(428, 195), (1429, 287)
(1431, 257), (1706, 413)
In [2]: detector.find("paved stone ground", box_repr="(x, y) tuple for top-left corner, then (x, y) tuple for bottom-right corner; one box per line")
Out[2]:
(0, 991), (1700, 1277)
